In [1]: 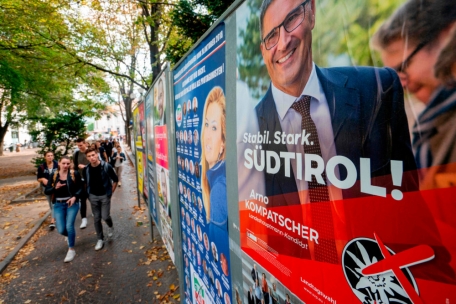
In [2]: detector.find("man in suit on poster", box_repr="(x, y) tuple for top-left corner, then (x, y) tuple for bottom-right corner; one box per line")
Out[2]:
(256, 0), (417, 207)
(250, 0), (453, 282)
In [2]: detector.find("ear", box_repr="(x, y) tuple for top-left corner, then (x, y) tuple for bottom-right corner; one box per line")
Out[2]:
(310, 0), (316, 29)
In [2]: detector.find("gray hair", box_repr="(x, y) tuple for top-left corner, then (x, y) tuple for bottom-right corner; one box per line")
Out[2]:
(259, 0), (275, 40)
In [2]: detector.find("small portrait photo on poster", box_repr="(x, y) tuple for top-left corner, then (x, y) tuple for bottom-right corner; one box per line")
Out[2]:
(193, 129), (199, 146)
(195, 161), (201, 178)
(203, 232), (210, 251)
(193, 96), (198, 113)
(153, 77), (165, 126)
(216, 279), (222, 298)
(211, 242), (219, 262)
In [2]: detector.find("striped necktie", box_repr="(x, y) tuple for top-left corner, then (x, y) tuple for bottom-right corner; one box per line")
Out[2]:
(291, 95), (338, 264)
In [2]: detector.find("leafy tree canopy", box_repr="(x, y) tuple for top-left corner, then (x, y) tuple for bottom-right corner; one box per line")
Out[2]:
(30, 112), (87, 166)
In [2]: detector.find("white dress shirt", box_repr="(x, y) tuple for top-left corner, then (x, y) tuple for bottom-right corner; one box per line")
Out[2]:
(271, 62), (342, 203)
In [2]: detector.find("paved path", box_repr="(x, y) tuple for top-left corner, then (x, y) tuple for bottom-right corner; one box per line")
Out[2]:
(0, 161), (179, 303)
(0, 176), (37, 187)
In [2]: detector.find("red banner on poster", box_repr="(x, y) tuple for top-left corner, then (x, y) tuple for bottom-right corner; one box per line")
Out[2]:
(155, 125), (168, 169)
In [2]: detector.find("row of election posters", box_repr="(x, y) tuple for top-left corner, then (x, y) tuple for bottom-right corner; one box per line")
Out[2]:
(132, 0), (456, 303)
(134, 68), (175, 263)
(174, 24), (231, 304)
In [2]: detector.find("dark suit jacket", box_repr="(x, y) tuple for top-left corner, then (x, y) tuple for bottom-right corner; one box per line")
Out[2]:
(250, 268), (258, 283)
(254, 66), (454, 282)
(247, 291), (255, 304)
(255, 66), (418, 206)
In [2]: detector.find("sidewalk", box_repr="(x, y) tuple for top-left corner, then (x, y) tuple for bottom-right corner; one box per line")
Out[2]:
(0, 160), (180, 303)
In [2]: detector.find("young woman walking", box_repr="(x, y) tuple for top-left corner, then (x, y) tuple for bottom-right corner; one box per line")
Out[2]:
(45, 156), (82, 262)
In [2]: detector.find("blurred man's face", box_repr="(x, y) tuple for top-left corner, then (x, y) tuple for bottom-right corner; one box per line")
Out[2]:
(261, 0), (315, 97)
(77, 141), (87, 152)
(86, 151), (99, 165)
(380, 39), (442, 104)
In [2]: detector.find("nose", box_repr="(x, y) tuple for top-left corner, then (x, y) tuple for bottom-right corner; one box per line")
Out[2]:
(398, 73), (408, 88)
(276, 26), (291, 51)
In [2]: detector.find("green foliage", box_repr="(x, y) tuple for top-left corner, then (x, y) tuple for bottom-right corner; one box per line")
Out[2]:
(87, 122), (94, 132)
(312, 0), (404, 67)
(31, 112), (87, 167)
(167, 0), (236, 64)
(0, 0), (109, 152)
(237, 0), (268, 99)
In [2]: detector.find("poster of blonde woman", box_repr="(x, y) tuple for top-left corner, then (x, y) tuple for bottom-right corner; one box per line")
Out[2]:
(173, 24), (232, 304)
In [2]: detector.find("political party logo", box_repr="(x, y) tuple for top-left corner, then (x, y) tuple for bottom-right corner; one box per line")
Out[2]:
(342, 234), (434, 304)
(176, 104), (182, 127)
(193, 273), (206, 304)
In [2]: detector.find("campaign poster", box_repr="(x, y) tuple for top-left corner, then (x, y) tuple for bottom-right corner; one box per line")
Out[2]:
(133, 106), (144, 195)
(236, 0), (456, 304)
(154, 71), (175, 262)
(145, 89), (158, 223)
(174, 24), (231, 304)
(139, 103), (148, 200)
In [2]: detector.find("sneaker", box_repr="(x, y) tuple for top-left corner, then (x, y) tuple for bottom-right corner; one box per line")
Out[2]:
(49, 223), (55, 230)
(64, 249), (76, 262)
(95, 239), (104, 251)
(80, 218), (87, 229)
(107, 227), (114, 238)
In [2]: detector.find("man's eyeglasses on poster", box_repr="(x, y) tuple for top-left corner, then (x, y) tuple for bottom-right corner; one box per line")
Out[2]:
(262, 0), (311, 50)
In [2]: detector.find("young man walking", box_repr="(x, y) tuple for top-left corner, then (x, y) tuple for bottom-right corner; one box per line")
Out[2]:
(73, 138), (90, 229)
(83, 147), (118, 250)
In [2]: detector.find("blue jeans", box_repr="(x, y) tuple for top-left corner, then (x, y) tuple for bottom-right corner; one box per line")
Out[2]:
(54, 201), (79, 248)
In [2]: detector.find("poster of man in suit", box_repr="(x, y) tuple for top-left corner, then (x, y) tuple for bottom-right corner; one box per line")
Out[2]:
(236, 0), (456, 303)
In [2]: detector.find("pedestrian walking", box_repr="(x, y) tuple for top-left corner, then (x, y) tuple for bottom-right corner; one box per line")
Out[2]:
(37, 151), (58, 230)
(83, 147), (118, 251)
(73, 138), (90, 229)
(96, 141), (108, 162)
(110, 145), (126, 187)
(44, 156), (82, 262)
(104, 139), (113, 162)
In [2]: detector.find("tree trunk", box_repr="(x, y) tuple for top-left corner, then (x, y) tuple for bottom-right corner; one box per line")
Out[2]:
(0, 122), (10, 157)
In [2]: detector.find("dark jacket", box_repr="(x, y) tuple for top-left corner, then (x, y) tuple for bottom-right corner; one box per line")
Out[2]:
(37, 160), (59, 186)
(83, 160), (118, 197)
(110, 152), (126, 166)
(44, 170), (82, 201)
(255, 66), (418, 205)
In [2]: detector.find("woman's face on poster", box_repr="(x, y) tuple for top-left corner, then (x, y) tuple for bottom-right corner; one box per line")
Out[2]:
(203, 102), (224, 168)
